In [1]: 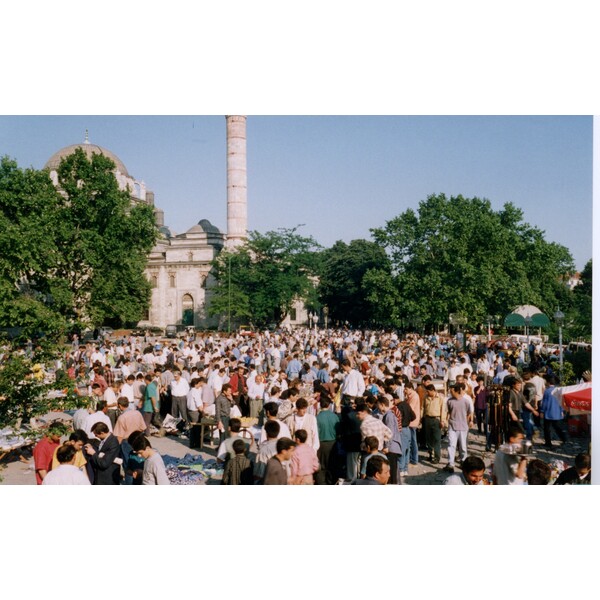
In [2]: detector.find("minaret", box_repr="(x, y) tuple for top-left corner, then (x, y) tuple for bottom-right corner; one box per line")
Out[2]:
(225, 115), (248, 248)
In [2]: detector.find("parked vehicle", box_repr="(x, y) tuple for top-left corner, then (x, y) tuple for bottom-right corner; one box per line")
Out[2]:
(238, 325), (256, 338)
(165, 324), (178, 338)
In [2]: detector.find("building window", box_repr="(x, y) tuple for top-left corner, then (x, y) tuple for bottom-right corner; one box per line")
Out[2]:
(151, 275), (158, 288)
(169, 273), (176, 288)
(182, 294), (194, 326)
(290, 308), (297, 321)
(188, 252), (194, 261)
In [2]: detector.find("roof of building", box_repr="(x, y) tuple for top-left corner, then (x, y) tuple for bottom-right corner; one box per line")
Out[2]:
(184, 219), (222, 236)
(44, 136), (130, 176)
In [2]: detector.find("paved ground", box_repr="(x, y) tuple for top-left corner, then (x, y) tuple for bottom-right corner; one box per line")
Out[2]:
(0, 412), (590, 485)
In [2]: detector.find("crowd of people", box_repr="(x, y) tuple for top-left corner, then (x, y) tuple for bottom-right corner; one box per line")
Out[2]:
(32, 326), (591, 485)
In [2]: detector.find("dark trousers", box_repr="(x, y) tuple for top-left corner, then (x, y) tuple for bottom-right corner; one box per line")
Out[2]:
(219, 416), (230, 444)
(423, 415), (442, 461)
(544, 418), (568, 446)
(475, 408), (487, 434)
(142, 411), (153, 435)
(387, 451), (400, 484)
(108, 409), (118, 429)
(315, 440), (336, 484)
(171, 395), (188, 423)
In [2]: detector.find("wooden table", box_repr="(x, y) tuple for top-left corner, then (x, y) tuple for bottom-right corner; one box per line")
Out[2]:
(189, 418), (218, 449)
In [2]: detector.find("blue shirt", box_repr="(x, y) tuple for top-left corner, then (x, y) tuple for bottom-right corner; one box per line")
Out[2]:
(540, 386), (563, 420)
(286, 359), (302, 379)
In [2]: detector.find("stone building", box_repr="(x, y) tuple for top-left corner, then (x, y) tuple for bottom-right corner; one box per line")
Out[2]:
(44, 131), (225, 330)
(44, 117), (310, 330)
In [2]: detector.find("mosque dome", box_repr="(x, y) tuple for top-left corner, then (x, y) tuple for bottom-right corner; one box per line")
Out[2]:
(44, 134), (130, 176)
(184, 219), (222, 236)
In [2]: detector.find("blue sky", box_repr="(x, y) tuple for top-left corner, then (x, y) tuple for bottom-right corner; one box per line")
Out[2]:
(0, 115), (592, 270)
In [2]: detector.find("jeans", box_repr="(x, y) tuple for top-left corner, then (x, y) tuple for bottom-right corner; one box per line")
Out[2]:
(399, 427), (411, 471)
(447, 428), (468, 466)
(120, 439), (137, 485)
(521, 409), (534, 441)
(346, 452), (361, 481)
(409, 427), (419, 464)
(424, 416), (442, 460)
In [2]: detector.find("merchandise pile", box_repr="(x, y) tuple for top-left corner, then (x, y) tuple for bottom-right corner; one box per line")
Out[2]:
(162, 453), (223, 485)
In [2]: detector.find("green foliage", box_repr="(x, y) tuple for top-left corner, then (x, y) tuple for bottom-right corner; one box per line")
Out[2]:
(52, 149), (157, 326)
(0, 157), (67, 338)
(567, 259), (592, 341)
(555, 360), (576, 386)
(0, 341), (85, 428)
(318, 239), (391, 326)
(566, 351), (592, 380)
(208, 227), (321, 328)
(370, 193), (575, 330)
(0, 150), (157, 334)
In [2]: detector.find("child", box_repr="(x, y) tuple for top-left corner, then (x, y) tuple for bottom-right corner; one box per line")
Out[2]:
(360, 435), (386, 479)
(222, 439), (254, 485)
(131, 435), (170, 485)
(492, 422), (527, 485)
(289, 429), (319, 485)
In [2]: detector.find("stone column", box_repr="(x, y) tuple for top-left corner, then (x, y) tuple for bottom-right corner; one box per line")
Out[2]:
(225, 115), (248, 248)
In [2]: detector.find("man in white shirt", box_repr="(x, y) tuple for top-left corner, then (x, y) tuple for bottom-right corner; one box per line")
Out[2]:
(187, 377), (206, 423)
(340, 359), (365, 405)
(84, 401), (113, 439)
(447, 358), (464, 385)
(170, 368), (191, 423)
(285, 397), (320, 452)
(248, 373), (267, 419)
(103, 380), (121, 428)
(42, 444), (90, 485)
(90, 346), (105, 366)
(120, 374), (136, 410)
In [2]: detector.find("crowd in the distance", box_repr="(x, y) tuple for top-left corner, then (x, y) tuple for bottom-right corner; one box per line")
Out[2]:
(32, 327), (591, 485)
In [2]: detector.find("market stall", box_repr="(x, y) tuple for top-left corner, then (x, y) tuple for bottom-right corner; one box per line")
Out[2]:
(555, 382), (592, 437)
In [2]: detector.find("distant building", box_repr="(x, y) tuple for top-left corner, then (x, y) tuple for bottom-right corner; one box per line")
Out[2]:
(565, 272), (582, 291)
(45, 132), (224, 329)
(44, 120), (311, 330)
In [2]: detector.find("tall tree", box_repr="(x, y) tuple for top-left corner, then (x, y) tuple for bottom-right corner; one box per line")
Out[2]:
(208, 227), (321, 328)
(0, 150), (157, 334)
(370, 193), (575, 330)
(0, 157), (66, 336)
(51, 148), (157, 326)
(318, 239), (391, 326)
(568, 258), (592, 340)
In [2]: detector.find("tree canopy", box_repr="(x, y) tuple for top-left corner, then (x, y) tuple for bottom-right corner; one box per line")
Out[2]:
(369, 193), (575, 331)
(318, 239), (391, 326)
(208, 227), (321, 328)
(0, 150), (157, 337)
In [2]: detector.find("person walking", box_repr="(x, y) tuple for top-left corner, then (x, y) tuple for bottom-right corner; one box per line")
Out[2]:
(443, 383), (473, 473)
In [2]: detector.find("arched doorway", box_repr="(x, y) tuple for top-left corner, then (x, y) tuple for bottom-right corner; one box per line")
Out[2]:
(182, 294), (194, 326)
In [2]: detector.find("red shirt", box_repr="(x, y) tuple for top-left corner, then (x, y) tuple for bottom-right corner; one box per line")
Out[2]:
(33, 437), (60, 485)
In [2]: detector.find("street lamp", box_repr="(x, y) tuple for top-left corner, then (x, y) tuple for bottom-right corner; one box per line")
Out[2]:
(554, 308), (565, 382)
(486, 314), (494, 342)
(323, 306), (329, 331)
(524, 315), (532, 363)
